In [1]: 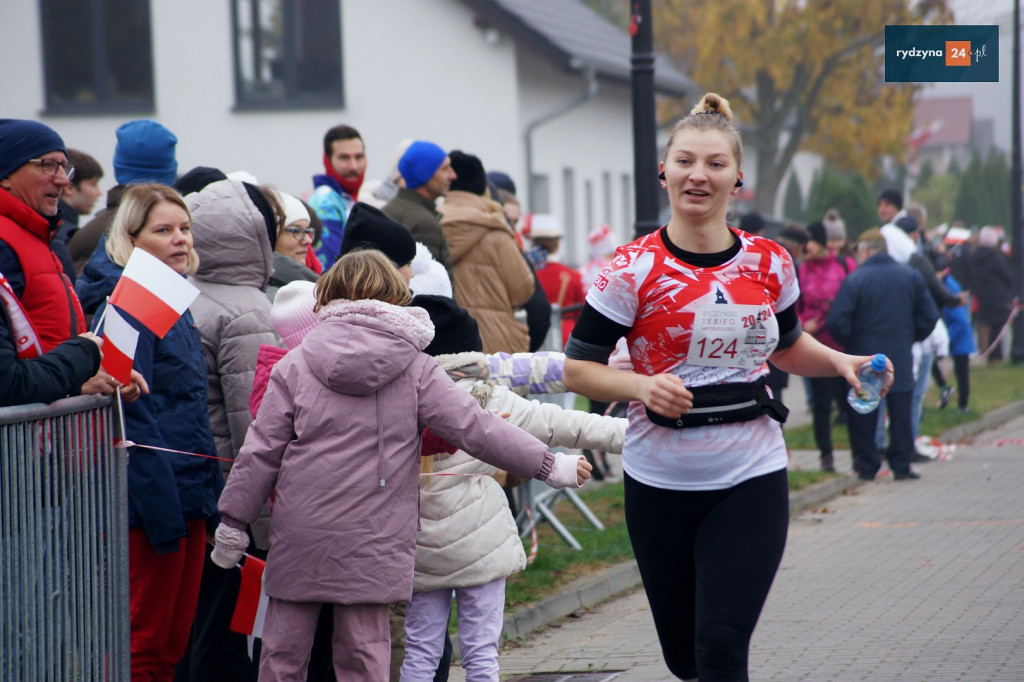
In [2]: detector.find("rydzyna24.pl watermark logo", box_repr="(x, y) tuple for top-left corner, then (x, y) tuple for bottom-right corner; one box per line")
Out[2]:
(885, 25), (998, 82)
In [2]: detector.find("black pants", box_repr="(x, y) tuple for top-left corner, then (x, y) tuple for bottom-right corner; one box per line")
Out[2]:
(808, 376), (848, 458)
(848, 389), (913, 478)
(624, 469), (789, 681)
(951, 355), (970, 409)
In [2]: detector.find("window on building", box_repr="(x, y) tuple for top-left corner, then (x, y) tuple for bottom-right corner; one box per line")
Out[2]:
(602, 171), (613, 226)
(40, 0), (154, 114)
(621, 173), (634, 236)
(584, 179), (594, 235)
(531, 174), (550, 214)
(562, 167), (576, 260)
(232, 0), (344, 110)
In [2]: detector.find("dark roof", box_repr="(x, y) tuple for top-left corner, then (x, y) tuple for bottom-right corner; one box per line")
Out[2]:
(459, 0), (693, 95)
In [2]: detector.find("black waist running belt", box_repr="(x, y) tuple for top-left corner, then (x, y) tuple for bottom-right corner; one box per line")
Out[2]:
(645, 376), (789, 429)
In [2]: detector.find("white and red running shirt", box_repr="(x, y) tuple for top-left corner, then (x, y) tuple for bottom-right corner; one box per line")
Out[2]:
(587, 228), (800, 490)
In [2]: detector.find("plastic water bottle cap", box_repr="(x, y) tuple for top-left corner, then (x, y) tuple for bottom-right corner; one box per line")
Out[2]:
(870, 354), (887, 371)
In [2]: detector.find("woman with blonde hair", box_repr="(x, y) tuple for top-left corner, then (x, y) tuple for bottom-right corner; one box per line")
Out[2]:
(76, 182), (222, 681)
(212, 249), (591, 680)
(563, 94), (890, 680)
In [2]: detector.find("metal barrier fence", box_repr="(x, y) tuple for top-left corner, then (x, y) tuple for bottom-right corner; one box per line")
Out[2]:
(0, 395), (130, 681)
(514, 303), (605, 551)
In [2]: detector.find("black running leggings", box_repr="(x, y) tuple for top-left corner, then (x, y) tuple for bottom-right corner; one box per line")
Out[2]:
(624, 469), (789, 681)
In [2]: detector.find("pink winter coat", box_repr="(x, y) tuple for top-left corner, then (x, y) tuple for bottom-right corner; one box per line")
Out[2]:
(249, 344), (288, 418)
(798, 255), (855, 351)
(218, 299), (555, 605)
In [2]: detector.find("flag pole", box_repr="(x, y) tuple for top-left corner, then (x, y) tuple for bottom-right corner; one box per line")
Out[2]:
(92, 297), (111, 334)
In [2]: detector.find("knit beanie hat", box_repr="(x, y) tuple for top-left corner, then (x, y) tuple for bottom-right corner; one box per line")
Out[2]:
(271, 280), (319, 349)
(823, 209), (846, 241)
(409, 243), (453, 298)
(486, 171), (516, 196)
(276, 191), (310, 228)
(806, 220), (827, 247)
(412, 294), (483, 356)
(0, 119), (66, 180)
(339, 202), (416, 267)
(448, 150), (487, 195)
(398, 141), (446, 190)
(174, 166), (227, 196)
(242, 181), (279, 249)
(113, 119), (178, 185)
(895, 215), (919, 234)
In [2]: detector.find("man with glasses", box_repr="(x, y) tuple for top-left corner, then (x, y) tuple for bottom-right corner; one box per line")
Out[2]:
(0, 119), (85, 353)
(0, 119), (143, 403)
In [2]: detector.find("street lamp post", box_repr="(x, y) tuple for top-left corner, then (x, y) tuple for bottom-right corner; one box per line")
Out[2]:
(630, 0), (661, 239)
(1011, 0), (1024, 362)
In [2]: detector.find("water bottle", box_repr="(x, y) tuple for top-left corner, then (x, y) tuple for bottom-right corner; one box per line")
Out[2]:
(847, 354), (888, 415)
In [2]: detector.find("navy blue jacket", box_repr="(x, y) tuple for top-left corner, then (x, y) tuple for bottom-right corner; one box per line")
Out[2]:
(77, 246), (222, 553)
(826, 253), (939, 393)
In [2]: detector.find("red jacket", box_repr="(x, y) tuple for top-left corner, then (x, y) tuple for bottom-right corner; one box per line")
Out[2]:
(0, 190), (85, 351)
(536, 260), (585, 347)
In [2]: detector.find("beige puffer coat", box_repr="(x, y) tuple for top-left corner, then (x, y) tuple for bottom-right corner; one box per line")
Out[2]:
(440, 191), (535, 354)
(413, 351), (626, 593)
(187, 179), (283, 547)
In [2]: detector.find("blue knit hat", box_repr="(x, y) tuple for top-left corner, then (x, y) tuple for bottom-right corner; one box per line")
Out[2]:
(486, 171), (516, 196)
(113, 119), (178, 185)
(398, 141), (447, 190)
(0, 119), (67, 181)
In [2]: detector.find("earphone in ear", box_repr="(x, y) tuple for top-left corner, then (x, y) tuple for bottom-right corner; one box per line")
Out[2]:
(658, 171), (666, 181)
(735, 178), (744, 188)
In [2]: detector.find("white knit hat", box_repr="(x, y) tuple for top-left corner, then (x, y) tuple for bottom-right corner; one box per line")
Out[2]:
(276, 191), (310, 228)
(271, 280), (319, 349)
(823, 209), (846, 241)
(409, 243), (453, 298)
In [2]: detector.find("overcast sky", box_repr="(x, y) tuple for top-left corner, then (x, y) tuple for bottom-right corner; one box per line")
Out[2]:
(925, 0), (1018, 153)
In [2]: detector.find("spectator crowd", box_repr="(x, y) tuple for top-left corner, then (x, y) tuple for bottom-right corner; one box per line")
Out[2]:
(0, 111), (1014, 681)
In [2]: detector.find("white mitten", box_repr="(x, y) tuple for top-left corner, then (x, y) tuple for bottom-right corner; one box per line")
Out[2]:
(211, 523), (249, 569)
(545, 452), (585, 489)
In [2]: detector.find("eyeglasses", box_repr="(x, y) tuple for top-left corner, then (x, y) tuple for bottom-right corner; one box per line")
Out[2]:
(282, 227), (315, 240)
(27, 158), (75, 180)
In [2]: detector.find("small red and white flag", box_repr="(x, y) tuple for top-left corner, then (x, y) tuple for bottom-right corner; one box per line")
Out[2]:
(230, 554), (269, 658)
(109, 248), (199, 338)
(100, 305), (139, 385)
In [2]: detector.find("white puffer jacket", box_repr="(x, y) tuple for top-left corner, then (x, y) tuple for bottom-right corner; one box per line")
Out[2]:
(413, 351), (626, 593)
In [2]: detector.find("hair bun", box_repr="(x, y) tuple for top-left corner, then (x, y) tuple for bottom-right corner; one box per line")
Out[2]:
(689, 93), (734, 123)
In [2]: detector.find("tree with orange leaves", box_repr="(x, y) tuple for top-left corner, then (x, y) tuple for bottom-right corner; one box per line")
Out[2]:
(653, 0), (952, 214)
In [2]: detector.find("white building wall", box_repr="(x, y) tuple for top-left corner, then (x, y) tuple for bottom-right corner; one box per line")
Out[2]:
(516, 53), (636, 267)
(1, 1), (523, 204)
(1, 0), (651, 269)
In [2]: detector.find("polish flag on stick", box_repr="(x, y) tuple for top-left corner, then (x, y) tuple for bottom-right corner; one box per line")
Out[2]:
(230, 555), (268, 636)
(100, 305), (139, 385)
(109, 248), (199, 338)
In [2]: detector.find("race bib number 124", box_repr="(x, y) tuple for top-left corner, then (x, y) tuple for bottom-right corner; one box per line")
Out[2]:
(686, 303), (779, 369)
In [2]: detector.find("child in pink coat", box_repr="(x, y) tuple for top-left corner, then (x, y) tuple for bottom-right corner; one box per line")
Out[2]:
(213, 250), (590, 681)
